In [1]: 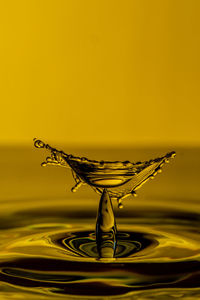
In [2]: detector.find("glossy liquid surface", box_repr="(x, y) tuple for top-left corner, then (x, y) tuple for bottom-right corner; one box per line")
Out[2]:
(0, 147), (199, 299)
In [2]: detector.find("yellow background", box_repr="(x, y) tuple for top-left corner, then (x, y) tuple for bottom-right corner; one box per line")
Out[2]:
(0, 0), (199, 146)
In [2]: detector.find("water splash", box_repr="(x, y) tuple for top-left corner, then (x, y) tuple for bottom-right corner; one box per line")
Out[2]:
(33, 138), (176, 208)
(33, 139), (176, 259)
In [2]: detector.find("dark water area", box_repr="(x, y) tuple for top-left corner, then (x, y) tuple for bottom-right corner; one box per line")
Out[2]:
(0, 146), (200, 299)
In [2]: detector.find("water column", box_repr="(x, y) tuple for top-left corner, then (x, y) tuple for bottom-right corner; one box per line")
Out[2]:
(96, 189), (117, 259)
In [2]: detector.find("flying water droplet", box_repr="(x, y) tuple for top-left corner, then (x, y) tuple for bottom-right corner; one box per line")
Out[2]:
(34, 139), (45, 149)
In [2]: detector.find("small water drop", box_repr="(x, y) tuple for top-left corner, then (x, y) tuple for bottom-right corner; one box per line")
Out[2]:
(118, 203), (123, 209)
(131, 191), (137, 197)
(34, 139), (45, 149)
(81, 157), (87, 161)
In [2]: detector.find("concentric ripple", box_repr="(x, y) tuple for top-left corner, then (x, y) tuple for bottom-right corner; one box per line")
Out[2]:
(0, 199), (200, 298)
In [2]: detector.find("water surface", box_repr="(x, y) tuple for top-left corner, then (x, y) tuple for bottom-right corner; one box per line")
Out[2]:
(0, 147), (199, 299)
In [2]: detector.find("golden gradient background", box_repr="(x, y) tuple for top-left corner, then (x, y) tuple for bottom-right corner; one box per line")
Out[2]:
(0, 0), (199, 146)
(0, 7), (200, 298)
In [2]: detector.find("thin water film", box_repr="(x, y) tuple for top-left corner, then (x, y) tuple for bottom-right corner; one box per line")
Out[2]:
(33, 138), (176, 208)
